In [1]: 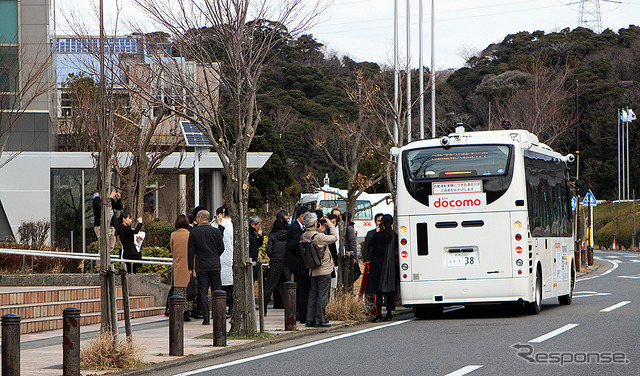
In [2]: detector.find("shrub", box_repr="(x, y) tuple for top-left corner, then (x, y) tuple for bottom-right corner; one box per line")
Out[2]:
(17, 220), (50, 246)
(0, 243), (82, 274)
(137, 246), (171, 282)
(144, 221), (174, 249)
(326, 291), (367, 322)
(81, 332), (144, 370)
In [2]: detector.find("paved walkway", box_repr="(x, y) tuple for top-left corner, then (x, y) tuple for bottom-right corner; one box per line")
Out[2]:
(17, 308), (344, 375)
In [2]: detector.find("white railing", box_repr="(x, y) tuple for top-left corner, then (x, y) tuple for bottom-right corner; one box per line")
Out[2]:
(0, 248), (173, 266)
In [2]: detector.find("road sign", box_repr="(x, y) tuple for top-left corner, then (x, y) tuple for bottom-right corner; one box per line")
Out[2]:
(582, 190), (597, 207)
(571, 197), (577, 211)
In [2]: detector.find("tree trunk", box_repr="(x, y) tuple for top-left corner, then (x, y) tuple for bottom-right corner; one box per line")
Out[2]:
(228, 151), (256, 335)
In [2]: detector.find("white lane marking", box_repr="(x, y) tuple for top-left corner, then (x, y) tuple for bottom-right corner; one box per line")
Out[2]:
(578, 258), (618, 282)
(600, 301), (631, 312)
(528, 324), (579, 343)
(610, 259), (623, 263)
(174, 319), (412, 375)
(445, 365), (483, 376)
(618, 276), (640, 279)
(630, 259), (640, 263)
(573, 291), (611, 298)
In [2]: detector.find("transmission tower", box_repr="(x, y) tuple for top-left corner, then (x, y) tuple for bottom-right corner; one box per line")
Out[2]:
(578, 0), (602, 33)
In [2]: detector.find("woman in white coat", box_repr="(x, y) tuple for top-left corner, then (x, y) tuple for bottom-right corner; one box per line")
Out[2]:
(214, 206), (234, 314)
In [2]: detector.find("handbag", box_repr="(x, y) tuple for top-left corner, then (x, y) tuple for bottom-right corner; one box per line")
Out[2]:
(186, 274), (198, 301)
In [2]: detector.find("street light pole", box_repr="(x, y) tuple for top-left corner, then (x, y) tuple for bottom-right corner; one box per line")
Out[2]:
(574, 79), (633, 267)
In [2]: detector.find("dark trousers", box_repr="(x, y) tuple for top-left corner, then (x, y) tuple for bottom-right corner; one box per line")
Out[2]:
(197, 270), (222, 321)
(222, 285), (233, 313)
(375, 291), (396, 318)
(263, 263), (290, 308)
(295, 272), (311, 322)
(307, 274), (331, 324)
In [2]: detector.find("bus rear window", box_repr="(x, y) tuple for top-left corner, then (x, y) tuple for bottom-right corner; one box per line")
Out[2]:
(405, 145), (511, 179)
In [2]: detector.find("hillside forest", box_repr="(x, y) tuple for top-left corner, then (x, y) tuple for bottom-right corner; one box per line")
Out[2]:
(248, 25), (640, 210)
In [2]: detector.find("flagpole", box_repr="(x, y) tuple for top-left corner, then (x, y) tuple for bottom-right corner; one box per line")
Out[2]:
(626, 108), (630, 200)
(618, 108), (621, 201)
(393, 0), (398, 144)
(419, 0), (424, 140)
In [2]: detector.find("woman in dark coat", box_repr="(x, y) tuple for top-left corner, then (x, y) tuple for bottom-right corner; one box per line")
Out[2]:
(365, 214), (397, 322)
(117, 212), (144, 274)
(262, 214), (290, 315)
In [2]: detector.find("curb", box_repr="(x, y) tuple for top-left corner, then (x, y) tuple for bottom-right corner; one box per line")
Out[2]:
(116, 321), (355, 375)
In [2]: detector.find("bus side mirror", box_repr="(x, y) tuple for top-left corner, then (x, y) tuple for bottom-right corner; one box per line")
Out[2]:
(390, 147), (401, 157)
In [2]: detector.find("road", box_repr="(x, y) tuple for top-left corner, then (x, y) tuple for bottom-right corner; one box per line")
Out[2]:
(156, 250), (639, 376)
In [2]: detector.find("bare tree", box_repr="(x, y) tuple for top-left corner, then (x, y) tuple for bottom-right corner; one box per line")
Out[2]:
(494, 54), (575, 147)
(308, 69), (388, 291)
(0, 39), (55, 168)
(131, 0), (327, 335)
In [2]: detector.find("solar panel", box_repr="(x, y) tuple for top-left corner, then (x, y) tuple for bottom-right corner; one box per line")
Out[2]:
(180, 121), (212, 147)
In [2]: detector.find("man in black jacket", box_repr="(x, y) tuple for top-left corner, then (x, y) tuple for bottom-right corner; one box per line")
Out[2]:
(188, 210), (225, 325)
(285, 206), (310, 322)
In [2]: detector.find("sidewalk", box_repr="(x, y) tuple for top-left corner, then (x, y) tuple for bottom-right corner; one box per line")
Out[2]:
(17, 308), (349, 375)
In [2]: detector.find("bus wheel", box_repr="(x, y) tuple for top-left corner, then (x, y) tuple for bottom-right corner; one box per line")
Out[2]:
(526, 271), (542, 315)
(558, 267), (575, 305)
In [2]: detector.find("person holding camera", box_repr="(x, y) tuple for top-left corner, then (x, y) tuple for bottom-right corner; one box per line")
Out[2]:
(301, 212), (337, 327)
(93, 189), (123, 254)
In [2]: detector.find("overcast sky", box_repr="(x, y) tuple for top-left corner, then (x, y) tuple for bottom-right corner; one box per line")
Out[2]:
(56, 0), (640, 69)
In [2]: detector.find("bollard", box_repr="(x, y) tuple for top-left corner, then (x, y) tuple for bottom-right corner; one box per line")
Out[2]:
(212, 290), (227, 346)
(257, 258), (265, 333)
(574, 250), (581, 272)
(284, 281), (297, 331)
(62, 307), (81, 376)
(2, 314), (21, 376)
(169, 295), (185, 356)
(587, 246), (594, 266)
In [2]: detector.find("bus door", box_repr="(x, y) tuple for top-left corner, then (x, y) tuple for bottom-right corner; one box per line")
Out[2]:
(409, 212), (513, 281)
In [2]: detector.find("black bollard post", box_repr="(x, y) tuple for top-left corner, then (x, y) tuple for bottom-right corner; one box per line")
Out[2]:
(62, 307), (81, 376)
(169, 295), (185, 356)
(587, 246), (594, 266)
(284, 282), (297, 331)
(2, 314), (21, 376)
(212, 290), (227, 346)
(574, 249), (581, 272)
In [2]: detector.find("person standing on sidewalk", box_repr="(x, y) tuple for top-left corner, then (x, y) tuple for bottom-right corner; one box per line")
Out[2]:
(214, 206), (234, 315)
(263, 214), (290, 315)
(188, 210), (225, 325)
(93, 189), (123, 253)
(285, 206), (310, 322)
(301, 212), (337, 327)
(169, 214), (193, 321)
(366, 214), (398, 322)
(117, 212), (143, 273)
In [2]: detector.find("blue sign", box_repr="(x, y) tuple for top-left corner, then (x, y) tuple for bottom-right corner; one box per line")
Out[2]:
(571, 197), (577, 211)
(582, 190), (597, 207)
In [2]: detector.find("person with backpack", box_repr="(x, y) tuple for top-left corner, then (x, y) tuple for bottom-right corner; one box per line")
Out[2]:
(300, 212), (337, 327)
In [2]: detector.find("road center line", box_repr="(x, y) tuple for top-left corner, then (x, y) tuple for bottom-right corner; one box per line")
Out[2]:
(445, 365), (483, 376)
(528, 324), (579, 343)
(600, 301), (631, 312)
(174, 319), (412, 375)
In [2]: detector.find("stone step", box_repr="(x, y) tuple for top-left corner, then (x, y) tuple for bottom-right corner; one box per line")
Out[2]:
(0, 296), (156, 320)
(0, 286), (122, 306)
(18, 307), (166, 334)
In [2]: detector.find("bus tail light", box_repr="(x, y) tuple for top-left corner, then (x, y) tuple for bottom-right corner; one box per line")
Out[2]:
(516, 259), (523, 267)
(517, 270), (523, 275)
(400, 226), (408, 234)
(514, 221), (522, 229)
(401, 238), (408, 246)
(515, 246), (523, 254)
(515, 234), (522, 241)
(401, 263), (409, 270)
(401, 251), (408, 258)
(403, 274), (408, 279)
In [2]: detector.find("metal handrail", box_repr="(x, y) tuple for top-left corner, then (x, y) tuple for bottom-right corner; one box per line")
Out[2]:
(0, 248), (173, 266)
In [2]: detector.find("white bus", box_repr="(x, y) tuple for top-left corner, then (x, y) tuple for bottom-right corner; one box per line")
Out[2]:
(296, 184), (393, 239)
(393, 127), (575, 318)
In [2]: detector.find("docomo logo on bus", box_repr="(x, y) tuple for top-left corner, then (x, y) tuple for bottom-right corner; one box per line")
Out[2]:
(429, 193), (487, 209)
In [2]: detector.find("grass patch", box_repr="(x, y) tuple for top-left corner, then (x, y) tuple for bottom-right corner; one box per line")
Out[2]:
(81, 332), (145, 370)
(326, 291), (367, 322)
(196, 332), (278, 340)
